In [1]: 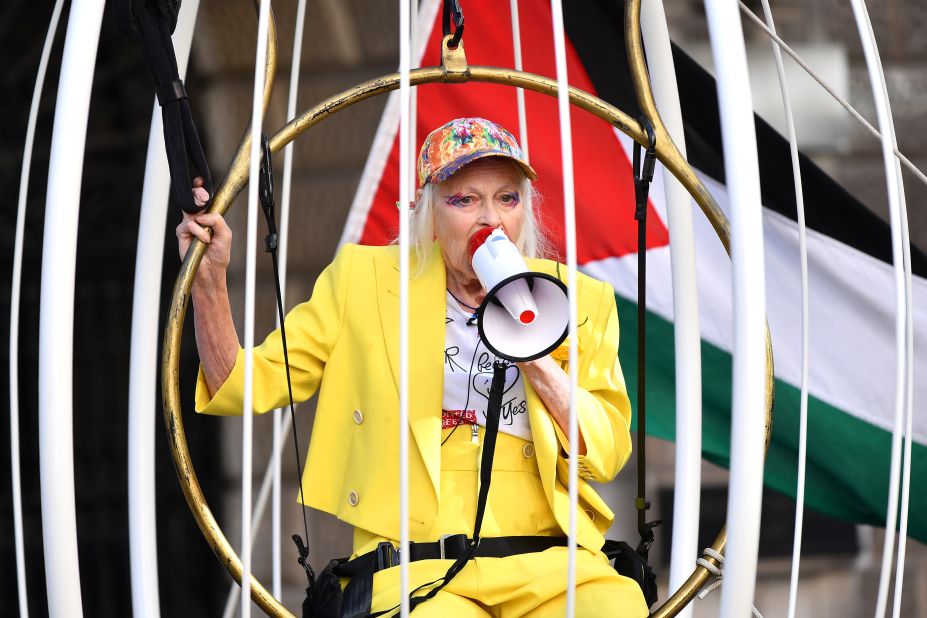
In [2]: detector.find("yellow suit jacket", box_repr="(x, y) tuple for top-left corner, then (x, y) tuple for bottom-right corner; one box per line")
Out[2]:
(196, 242), (633, 552)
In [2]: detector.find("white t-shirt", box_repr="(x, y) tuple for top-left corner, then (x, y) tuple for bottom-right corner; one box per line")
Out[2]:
(442, 291), (532, 441)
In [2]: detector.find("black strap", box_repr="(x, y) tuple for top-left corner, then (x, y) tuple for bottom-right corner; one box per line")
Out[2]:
(257, 135), (315, 589)
(362, 360), (508, 617)
(632, 118), (660, 558)
(115, 0), (212, 213)
(342, 535), (567, 572)
(404, 359), (507, 612)
(336, 534), (566, 618)
(442, 0), (465, 48)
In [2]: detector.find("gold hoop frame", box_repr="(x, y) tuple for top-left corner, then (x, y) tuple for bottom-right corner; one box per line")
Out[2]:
(162, 11), (775, 616)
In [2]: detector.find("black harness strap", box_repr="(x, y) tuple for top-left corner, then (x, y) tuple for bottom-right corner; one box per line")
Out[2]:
(115, 0), (212, 213)
(258, 135), (315, 591)
(632, 118), (661, 561)
(361, 359), (509, 617)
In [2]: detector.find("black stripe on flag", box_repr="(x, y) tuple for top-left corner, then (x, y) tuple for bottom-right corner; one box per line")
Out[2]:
(563, 0), (927, 277)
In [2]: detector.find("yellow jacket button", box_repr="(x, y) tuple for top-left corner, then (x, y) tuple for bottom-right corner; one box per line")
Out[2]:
(353, 409), (364, 424)
(348, 490), (359, 506)
(522, 443), (535, 458)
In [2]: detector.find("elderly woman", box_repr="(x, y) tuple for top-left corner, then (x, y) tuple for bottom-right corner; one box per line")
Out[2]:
(178, 117), (647, 617)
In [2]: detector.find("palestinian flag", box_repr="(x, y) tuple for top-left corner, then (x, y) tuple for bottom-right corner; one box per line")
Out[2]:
(340, 0), (927, 543)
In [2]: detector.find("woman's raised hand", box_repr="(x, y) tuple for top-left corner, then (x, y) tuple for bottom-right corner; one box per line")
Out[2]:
(175, 177), (233, 284)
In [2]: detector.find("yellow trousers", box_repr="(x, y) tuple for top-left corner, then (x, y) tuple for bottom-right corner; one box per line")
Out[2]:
(368, 547), (648, 617)
(356, 429), (648, 616)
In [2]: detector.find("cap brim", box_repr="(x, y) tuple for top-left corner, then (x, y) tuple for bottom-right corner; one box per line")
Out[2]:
(428, 150), (538, 185)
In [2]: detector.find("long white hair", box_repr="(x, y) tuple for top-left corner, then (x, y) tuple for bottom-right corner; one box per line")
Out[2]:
(398, 162), (552, 274)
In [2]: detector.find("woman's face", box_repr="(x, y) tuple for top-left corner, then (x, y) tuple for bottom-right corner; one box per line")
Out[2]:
(433, 157), (525, 280)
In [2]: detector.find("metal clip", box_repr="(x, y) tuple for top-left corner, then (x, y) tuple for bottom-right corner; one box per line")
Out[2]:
(441, 35), (469, 81)
(438, 533), (468, 559)
(259, 134), (278, 252)
(375, 541), (399, 570)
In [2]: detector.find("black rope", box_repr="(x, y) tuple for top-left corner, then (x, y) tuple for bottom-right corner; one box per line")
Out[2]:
(258, 134), (314, 588)
(632, 118), (661, 559)
(442, 0), (465, 48)
(114, 0), (212, 214)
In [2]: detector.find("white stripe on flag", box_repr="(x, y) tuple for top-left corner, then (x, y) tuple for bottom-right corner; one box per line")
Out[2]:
(584, 144), (927, 445)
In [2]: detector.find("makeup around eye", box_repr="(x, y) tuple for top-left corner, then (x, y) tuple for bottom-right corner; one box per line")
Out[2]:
(445, 193), (470, 207)
(500, 191), (520, 206)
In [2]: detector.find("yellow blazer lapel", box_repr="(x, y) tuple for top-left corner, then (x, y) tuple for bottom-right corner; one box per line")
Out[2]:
(375, 243), (446, 501)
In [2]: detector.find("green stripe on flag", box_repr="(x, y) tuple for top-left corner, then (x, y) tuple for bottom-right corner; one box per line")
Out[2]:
(616, 294), (927, 543)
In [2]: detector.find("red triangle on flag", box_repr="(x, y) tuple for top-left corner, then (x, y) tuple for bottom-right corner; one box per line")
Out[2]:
(356, 0), (668, 265)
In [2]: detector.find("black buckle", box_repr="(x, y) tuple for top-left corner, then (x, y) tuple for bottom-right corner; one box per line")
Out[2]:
(156, 79), (187, 106)
(438, 534), (468, 560)
(375, 541), (399, 571)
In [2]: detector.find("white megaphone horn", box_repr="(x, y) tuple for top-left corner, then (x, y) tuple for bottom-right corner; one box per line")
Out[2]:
(469, 228), (570, 362)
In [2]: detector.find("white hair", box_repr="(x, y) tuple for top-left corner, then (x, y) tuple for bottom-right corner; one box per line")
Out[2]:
(397, 164), (551, 275)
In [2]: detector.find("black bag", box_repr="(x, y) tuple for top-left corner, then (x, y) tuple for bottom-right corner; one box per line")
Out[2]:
(304, 559), (347, 618)
(603, 539), (659, 609)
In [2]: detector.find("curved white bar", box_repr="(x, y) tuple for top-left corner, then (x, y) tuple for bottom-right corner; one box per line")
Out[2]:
(548, 1), (579, 614)
(846, 4), (910, 618)
(273, 0), (309, 597)
(241, 3), (274, 616)
(409, 0), (418, 191)
(749, 3), (810, 618)
(893, 166), (914, 618)
(703, 3), (767, 617)
(38, 1), (107, 615)
(11, 2), (66, 616)
(398, 0), (412, 614)
(127, 4), (200, 616)
(639, 6), (702, 613)
(510, 0), (529, 162)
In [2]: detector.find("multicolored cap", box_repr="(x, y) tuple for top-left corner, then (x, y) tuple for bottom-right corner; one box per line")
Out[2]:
(417, 117), (537, 186)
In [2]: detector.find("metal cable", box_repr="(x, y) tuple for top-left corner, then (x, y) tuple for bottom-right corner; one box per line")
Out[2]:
(548, 1), (580, 614)
(738, 1), (927, 190)
(846, 2), (912, 618)
(10, 1), (66, 616)
(272, 0), (310, 598)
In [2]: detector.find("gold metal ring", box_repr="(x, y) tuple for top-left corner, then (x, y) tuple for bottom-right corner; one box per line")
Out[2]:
(162, 31), (774, 617)
(625, 2), (775, 615)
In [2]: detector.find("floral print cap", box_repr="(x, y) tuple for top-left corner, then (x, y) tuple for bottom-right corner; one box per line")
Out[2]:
(417, 117), (537, 186)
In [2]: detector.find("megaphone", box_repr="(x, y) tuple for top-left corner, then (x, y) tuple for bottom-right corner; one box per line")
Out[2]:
(469, 228), (570, 362)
